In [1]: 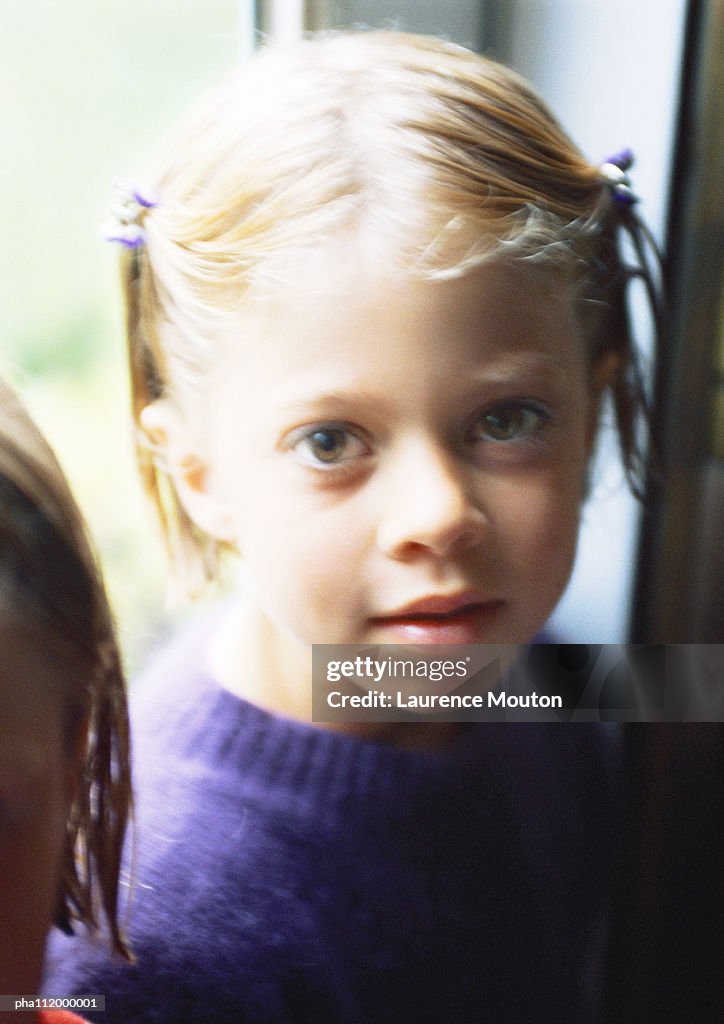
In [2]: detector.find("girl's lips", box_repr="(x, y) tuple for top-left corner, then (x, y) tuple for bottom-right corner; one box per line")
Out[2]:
(369, 599), (505, 645)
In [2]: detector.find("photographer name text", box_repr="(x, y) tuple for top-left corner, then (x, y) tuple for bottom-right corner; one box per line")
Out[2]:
(326, 690), (562, 710)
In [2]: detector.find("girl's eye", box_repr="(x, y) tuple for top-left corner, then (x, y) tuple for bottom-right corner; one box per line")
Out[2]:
(292, 426), (369, 468)
(471, 404), (547, 443)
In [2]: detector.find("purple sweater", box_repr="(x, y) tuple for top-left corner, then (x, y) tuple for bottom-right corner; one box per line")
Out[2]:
(44, 616), (618, 1022)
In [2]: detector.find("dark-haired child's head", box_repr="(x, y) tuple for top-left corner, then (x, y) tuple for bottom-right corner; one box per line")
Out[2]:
(0, 379), (131, 998)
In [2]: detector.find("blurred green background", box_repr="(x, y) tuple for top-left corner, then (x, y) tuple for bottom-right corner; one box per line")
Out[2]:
(1, 1), (243, 672)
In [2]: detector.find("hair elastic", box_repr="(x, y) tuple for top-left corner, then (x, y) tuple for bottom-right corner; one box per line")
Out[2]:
(600, 148), (637, 206)
(600, 149), (666, 336)
(102, 180), (158, 249)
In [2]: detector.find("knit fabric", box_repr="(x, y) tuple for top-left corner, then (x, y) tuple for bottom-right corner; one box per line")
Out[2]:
(44, 615), (618, 1023)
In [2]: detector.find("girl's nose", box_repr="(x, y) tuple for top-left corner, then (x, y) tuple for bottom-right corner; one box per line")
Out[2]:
(376, 441), (488, 561)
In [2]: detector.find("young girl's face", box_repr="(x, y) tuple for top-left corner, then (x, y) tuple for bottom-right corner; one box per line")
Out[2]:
(181, 259), (598, 689)
(0, 629), (72, 996)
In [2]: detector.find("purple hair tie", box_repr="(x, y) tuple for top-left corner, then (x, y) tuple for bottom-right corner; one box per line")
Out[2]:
(102, 180), (158, 249)
(600, 149), (638, 206)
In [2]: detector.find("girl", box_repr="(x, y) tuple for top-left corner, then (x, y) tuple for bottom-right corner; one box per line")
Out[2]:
(0, 379), (132, 1023)
(47, 32), (659, 1022)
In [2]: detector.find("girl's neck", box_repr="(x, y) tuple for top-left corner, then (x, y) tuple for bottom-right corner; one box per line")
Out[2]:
(205, 598), (462, 750)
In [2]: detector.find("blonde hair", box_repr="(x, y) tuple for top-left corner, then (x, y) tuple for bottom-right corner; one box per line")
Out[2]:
(0, 379), (132, 959)
(123, 31), (649, 593)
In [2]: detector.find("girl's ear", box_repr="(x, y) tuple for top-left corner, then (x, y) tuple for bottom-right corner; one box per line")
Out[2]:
(586, 351), (622, 454)
(139, 401), (237, 543)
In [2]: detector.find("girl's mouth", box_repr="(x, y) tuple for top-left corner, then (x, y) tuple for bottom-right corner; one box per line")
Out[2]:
(369, 597), (505, 645)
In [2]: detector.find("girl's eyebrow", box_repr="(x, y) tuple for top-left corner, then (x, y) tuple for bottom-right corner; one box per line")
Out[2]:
(268, 374), (393, 413)
(276, 390), (390, 417)
(465, 352), (569, 384)
(271, 353), (571, 417)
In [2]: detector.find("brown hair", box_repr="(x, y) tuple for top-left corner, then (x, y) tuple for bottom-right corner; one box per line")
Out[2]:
(121, 31), (651, 593)
(0, 379), (132, 958)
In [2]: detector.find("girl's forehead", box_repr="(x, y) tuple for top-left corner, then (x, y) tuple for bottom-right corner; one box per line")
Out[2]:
(210, 258), (584, 408)
(239, 255), (572, 340)
(239, 213), (569, 301)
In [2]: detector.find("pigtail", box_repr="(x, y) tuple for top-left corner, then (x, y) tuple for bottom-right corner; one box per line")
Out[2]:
(607, 269), (652, 501)
(121, 245), (221, 598)
(122, 244), (169, 525)
(593, 160), (666, 501)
